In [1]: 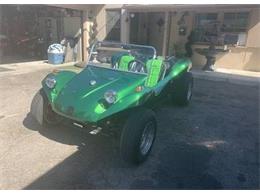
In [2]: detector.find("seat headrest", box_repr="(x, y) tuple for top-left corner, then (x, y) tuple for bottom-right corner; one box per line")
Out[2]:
(145, 59), (163, 87)
(118, 55), (135, 71)
(111, 52), (129, 68)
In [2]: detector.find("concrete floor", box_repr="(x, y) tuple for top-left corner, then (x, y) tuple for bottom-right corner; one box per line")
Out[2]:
(0, 64), (259, 189)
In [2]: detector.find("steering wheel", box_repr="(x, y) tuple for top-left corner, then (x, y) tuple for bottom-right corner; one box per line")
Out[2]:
(128, 59), (147, 73)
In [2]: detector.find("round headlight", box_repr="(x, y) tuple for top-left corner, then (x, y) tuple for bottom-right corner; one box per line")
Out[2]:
(104, 90), (117, 104)
(45, 76), (56, 89)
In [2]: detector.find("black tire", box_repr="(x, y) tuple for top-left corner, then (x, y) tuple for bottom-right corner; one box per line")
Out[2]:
(172, 72), (193, 106)
(40, 89), (63, 127)
(120, 108), (157, 164)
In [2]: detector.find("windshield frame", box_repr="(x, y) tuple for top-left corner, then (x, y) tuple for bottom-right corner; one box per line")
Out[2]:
(86, 41), (157, 74)
(87, 63), (149, 76)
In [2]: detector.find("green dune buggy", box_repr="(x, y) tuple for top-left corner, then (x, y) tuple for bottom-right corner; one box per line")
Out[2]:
(31, 41), (193, 164)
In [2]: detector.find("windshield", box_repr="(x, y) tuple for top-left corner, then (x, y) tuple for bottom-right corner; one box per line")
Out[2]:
(88, 41), (156, 74)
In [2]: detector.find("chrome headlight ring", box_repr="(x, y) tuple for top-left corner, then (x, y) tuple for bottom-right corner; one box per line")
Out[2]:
(45, 76), (56, 89)
(104, 90), (117, 104)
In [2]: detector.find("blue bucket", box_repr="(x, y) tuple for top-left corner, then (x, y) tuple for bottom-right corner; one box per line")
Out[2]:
(47, 43), (64, 65)
(48, 53), (64, 65)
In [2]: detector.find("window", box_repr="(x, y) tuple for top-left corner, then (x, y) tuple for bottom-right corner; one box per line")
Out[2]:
(221, 12), (249, 46)
(222, 12), (249, 32)
(195, 13), (218, 29)
(193, 13), (219, 43)
(106, 10), (121, 41)
(192, 12), (249, 45)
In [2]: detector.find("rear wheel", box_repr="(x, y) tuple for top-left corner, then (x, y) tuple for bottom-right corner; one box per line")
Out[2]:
(120, 108), (157, 164)
(172, 72), (193, 106)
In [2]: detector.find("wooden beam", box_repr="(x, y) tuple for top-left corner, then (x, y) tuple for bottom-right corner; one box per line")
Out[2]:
(162, 12), (170, 57)
(120, 9), (130, 43)
(82, 10), (91, 62)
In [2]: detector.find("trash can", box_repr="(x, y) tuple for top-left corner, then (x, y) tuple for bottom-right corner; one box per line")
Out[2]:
(47, 44), (64, 64)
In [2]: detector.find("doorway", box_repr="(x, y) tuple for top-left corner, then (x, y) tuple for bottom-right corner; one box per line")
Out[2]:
(129, 12), (165, 55)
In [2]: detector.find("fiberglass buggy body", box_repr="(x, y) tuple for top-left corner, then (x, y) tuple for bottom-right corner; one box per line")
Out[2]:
(31, 41), (193, 164)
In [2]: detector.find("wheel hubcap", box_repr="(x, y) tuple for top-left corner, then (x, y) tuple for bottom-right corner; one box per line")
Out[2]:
(187, 83), (192, 101)
(140, 121), (155, 156)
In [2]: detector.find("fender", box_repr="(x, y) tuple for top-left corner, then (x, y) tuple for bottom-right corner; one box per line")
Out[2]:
(42, 70), (77, 103)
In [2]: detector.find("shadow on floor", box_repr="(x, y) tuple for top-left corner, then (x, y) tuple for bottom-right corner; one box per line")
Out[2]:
(22, 113), (221, 189)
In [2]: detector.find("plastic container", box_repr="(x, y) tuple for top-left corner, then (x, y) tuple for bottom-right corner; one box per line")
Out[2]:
(48, 53), (64, 64)
(47, 44), (64, 65)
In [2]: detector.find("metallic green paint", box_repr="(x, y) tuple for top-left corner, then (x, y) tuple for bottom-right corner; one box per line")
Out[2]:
(41, 58), (191, 124)
(42, 70), (77, 102)
(46, 65), (147, 123)
(145, 59), (191, 96)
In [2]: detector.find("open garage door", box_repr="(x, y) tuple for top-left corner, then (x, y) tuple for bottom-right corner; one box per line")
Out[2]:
(0, 5), (82, 64)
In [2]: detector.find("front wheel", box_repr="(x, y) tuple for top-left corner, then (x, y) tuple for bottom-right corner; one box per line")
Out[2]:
(30, 89), (62, 127)
(120, 108), (157, 164)
(41, 89), (63, 126)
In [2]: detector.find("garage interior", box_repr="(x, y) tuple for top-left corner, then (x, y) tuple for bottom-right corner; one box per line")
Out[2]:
(0, 5), (82, 64)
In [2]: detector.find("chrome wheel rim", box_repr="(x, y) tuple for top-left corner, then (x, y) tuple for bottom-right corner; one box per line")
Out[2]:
(140, 121), (155, 156)
(187, 83), (192, 101)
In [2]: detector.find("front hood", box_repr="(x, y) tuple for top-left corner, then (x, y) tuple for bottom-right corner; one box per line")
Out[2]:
(53, 65), (147, 122)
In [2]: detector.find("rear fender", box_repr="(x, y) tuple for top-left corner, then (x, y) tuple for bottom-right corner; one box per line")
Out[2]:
(168, 58), (192, 78)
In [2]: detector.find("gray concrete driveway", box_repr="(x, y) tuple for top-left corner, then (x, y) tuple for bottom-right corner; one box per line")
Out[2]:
(0, 65), (259, 189)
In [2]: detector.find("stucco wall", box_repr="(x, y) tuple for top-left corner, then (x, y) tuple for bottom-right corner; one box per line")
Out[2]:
(191, 45), (260, 71)
(246, 8), (260, 48)
(185, 8), (260, 71)
(168, 12), (194, 55)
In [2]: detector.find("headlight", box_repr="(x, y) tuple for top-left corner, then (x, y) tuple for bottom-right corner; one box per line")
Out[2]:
(104, 90), (117, 104)
(45, 76), (56, 89)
